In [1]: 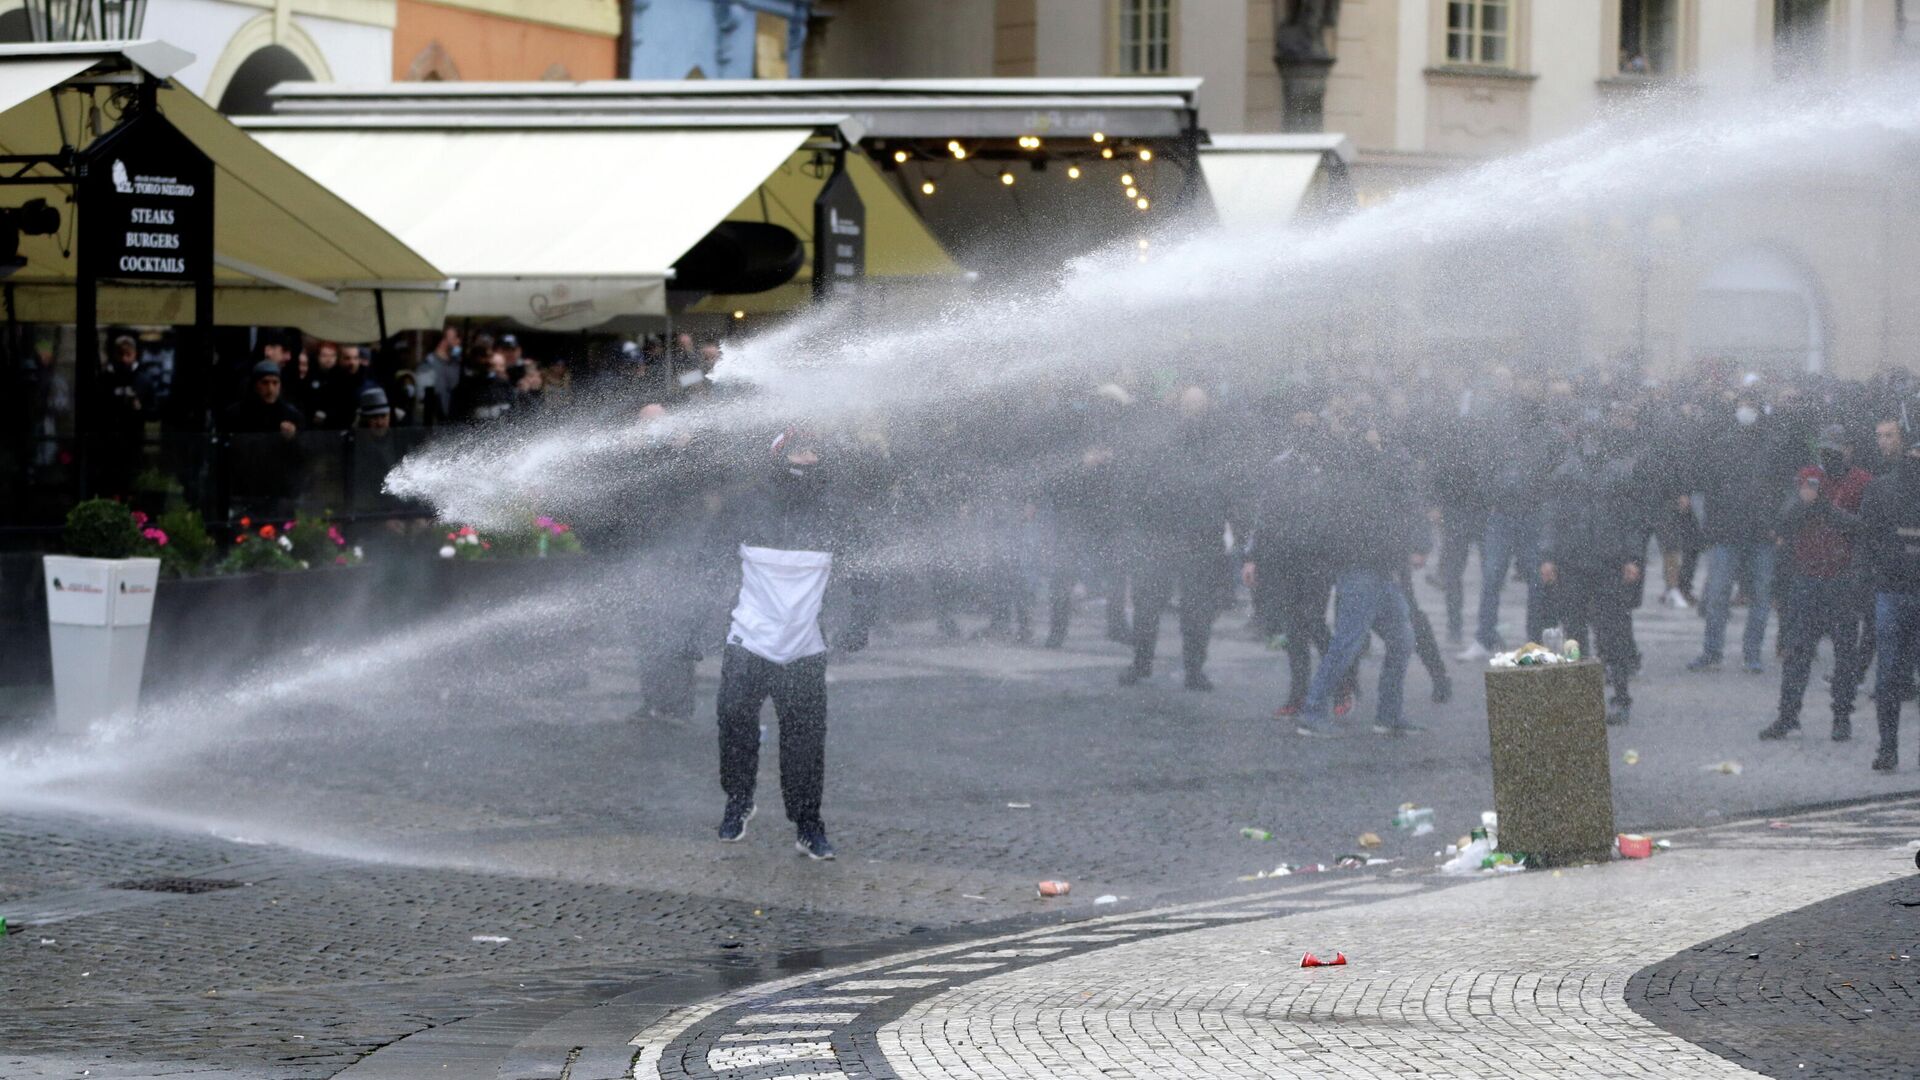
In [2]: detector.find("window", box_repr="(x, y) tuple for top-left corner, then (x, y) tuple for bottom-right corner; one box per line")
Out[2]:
(1618, 0), (1676, 75)
(1445, 0), (1511, 67)
(1113, 0), (1174, 75)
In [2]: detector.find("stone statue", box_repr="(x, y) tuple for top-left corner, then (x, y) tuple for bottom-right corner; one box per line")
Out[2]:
(1275, 0), (1342, 64)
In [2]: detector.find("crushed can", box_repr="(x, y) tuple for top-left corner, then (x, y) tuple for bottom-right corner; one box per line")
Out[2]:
(1036, 880), (1070, 897)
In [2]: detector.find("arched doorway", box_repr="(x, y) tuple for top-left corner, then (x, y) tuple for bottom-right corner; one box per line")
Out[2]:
(216, 45), (315, 116)
(1688, 247), (1826, 374)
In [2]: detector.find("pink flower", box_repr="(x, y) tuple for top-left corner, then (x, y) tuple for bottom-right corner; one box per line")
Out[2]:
(131, 511), (149, 525)
(283, 521), (295, 531)
(142, 527), (168, 547)
(328, 525), (345, 546)
(335, 555), (348, 565)
(535, 516), (554, 528)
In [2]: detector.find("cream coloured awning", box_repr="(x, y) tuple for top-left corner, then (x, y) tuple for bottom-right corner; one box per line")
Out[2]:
(1198, 133), (1354, 231)
(0, 42), (451, 339)
(245, 120), (830, 329)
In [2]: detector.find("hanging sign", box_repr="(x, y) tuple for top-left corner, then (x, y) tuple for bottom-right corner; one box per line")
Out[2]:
(81, 112), (213, 284)
(812, 155), (864, 302)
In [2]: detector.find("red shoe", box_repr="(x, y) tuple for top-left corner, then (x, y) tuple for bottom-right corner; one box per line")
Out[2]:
(1333, 691), (1356, 717)
(1273, 704), (1301, 720)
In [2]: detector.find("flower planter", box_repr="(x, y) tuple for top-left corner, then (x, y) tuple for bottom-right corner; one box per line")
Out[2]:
(43, 555), (161, 731)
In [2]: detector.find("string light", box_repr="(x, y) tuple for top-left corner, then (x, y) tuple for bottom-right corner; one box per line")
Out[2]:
(1092, 132), (1106, 143)
(1101, 147), (1114, 159)
(1136, 197), (1150, 210)
(1067, 165), (1082, 179)
(1017, 135), (1043, 149)
(1137, 237), (1151, 250)
(1126, 186), (1139, 198)
(921, 180), (936, 195)
(893, 149), (909, 163)
(732, 310), (746, 320)
(1000, 171), (1016, 186)
(947, 140), (967, 160)
(1138, 148), (1153, 162)
(1120, 173), (1135, 186)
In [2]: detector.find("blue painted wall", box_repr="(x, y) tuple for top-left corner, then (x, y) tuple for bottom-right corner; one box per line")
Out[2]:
(630, 0), (813, 80)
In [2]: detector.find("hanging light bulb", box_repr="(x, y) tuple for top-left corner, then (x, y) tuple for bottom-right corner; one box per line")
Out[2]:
(1137, 237), (1151, 250)
(1000, 171), (1016, 186)
(921, 180), (936, 195)
(1138, 148), (1154, 162)
(893, 149), (909, 163)
(1120, 173), (1134, 186)
(1136, 197), (1150, 210)
(732, 310), (747, 320)
(1101, 147), (1114, 159)
(1092, 132), (1106, 143)
(948, 140), (967, 160)
(1126, 186), (1139, 198)
(1066, 165), (1082, 179)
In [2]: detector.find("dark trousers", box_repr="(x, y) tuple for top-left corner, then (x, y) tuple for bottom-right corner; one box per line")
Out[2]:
(1556, 563), (1636, 704)
(717, 645), (827, 826)
(1437, 506), (1483, 640)
(1396, 566), (1448, 685)
(1874, 591), (1920, 757)
(1271, 563), (1336, 708)
(1130, 553), (1221, 678)
(1778, 575), (1864, 728)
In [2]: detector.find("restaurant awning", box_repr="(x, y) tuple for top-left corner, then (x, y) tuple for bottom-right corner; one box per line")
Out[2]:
(244, 116), (854, 329)
(269, 77), (1204, 141)
(689, 146), (962, 316)
(0, 42), (451, 339)
(1198, 133), (1355, 230)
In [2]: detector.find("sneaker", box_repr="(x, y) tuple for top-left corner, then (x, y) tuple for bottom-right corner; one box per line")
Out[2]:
(1118, 666), (1148, 686)
(1184, 672), (1214, 692)
(1273, 703), (1302, 720)
(1832, 719), (1852, 743)
(1685, 654), (1722, 673)
(794, 821), (836, 860)
(1454, 641), (1492, 663)
(1295, 724), (1338, 739)
(1757, 719), (1799, 741)
(1743, 660), (1766, 676)
(718, 801), (756, 843)
(1871, 747), (1897, 773)
(1333, 690), (1357, 717)
(1372, 722), (1426, 736)
(1431, 676), (1453, 705)
(1605, 700), (1631, 726)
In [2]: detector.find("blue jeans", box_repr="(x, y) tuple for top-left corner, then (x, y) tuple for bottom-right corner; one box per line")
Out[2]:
(1875, 591), (1920, 755)
(1700, 541), (1776, 664)
(1302, 568), (1413, 731)
(1476, 510), (1542, 650)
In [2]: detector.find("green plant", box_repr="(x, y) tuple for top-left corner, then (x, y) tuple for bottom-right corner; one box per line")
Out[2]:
(217, 531), (303, 574)
(63, 498), (142, 559)
(283, 513), (363, 568)
(153, 507), (214, 578)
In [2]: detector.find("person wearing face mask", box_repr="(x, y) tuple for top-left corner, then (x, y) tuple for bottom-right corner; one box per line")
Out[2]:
(706, 427), (874, 860)
(1538, 415), (1651, 725)
(1685, 393), (1799, 675)
(1759, 425), (1873, 742)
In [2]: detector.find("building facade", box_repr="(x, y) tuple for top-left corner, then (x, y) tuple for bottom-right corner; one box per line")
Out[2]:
(809, 0), (1920, 377)
(629, 0), (816, 80)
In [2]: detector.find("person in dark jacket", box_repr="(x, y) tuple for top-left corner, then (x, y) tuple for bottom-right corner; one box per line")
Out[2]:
(1760, 425), (1873, 742)
(1858, 436), (1920, 772)
(1538, 419), (1652, 725)
(1294, 417), (1427, 738)
(1458, 392), (1557, 661)
(1119, 387), (1233, 691)
(1688, 392), (1801, 673)
(707, 427), (874, 859)
(221, 360), (307, 517)
(1243, 409), (1349, 720)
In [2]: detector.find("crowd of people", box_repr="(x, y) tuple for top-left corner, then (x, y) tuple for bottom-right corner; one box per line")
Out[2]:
(610, 357), (1920, 837)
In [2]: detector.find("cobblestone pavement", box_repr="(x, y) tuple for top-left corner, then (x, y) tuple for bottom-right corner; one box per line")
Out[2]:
(1629, 802), (1920, 1079)
(4, 565), (1920, 1076)
(630, 798), (1920, 1080)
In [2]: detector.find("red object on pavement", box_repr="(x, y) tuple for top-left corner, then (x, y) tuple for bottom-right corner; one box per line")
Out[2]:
(1300, 951), (1348, 968)
(1617, 834), (1653, 859)
(1037, 880), (1070, 897)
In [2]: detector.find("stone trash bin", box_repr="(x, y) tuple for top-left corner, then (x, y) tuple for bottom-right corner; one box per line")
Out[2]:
(1483, 660), (1616, 867)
